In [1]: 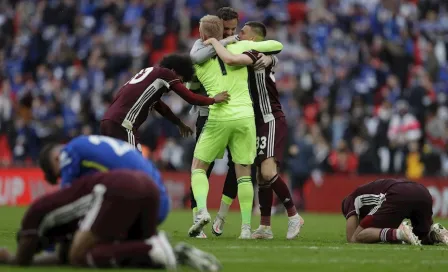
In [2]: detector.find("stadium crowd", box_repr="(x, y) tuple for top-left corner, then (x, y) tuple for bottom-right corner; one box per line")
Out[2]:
(1, 0), (448, 180)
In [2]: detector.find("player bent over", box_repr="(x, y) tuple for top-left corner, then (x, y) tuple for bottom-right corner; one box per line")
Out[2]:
(205, 21), (304, 239)
(0, 170), (221, 271)
(342, 178), (448, 245)
(189, 15), (283, 239)
(101, 54), (229, 151)
(39, 135), (170, 224)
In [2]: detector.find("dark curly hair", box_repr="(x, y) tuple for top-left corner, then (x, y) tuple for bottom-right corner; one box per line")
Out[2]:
(217, 7), (238, 21)
(159, 54), (195, 82)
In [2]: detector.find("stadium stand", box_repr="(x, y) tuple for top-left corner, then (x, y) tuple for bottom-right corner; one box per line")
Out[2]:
(1, 0), (448, 180)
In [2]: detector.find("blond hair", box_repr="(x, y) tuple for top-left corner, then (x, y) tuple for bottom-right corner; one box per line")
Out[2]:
(199, 15), (223, 40)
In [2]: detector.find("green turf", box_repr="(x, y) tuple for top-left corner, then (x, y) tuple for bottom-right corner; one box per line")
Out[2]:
(1, 207), (448, 271)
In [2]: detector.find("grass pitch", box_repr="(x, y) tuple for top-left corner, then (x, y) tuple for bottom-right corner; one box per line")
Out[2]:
(0, 207), (448, 271)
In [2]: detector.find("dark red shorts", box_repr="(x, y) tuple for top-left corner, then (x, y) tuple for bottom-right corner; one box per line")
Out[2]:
(360, 182), (433, 239)
(100, 120), (141, 152)
(255, 117), (287, 166)
(78, 172), (160, 241)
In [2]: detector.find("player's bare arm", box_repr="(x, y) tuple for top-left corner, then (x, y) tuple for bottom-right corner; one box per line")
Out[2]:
(153, 101), (193, 137)
(204, 38), (253, 66)
(170, 82), (230, 105)
(345, 215), (360, 243)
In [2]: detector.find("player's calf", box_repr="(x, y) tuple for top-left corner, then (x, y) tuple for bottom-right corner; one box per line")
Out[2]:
(70, 231), (177, 269)
(259, 159), (302, 239)
(260, 159), (297, 217)
(69, 230), (99, 266)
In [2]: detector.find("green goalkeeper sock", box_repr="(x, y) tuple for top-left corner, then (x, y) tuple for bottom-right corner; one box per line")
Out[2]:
(191, 169), (209, 210)
(237, 176), (254, 225)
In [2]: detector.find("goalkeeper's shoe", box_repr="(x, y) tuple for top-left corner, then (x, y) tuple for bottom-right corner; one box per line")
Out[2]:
(175, 242), (222, 272)
(430, 223), (448, 245)
(287, 214), (305, 240)
(238, 224), (252, 239)
(189, 210), (211, 237)
(399, 221), (421, 246)
(251, 225), (273, 239)
(212, 215), (225, 236)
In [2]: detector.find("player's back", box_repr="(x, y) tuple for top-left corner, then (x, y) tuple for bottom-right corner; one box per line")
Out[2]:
(102, 67), (180, 130)
(61, 135), (164, 194)
(352, 178), (409, 196)
(246, 52), (284, 123)
(346, 179), (412, 218)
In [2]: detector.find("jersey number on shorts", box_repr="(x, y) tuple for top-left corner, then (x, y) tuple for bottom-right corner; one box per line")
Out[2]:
(126, 67), (154, 85)
(88, 136), (134, 156)
(256, 136), (267, 150)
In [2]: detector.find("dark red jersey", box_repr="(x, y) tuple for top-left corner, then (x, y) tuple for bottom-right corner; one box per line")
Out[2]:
(341, 179), (413, 219)
(243, 50), (285, 124)
(102, 67), (215, 131)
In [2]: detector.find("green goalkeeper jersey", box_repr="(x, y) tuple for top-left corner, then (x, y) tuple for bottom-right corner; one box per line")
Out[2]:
(194, 40), (283, 121)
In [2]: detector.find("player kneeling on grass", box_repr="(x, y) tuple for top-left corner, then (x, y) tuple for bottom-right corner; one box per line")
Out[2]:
(0, 170), (221, 271)
(342, 178), (448, 245)
(39, 135), (171, 225)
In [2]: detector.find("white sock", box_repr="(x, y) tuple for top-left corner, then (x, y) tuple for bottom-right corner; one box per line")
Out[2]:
(217, 200), (231, 219)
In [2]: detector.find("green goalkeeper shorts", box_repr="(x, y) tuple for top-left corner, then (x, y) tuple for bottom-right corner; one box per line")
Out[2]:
(194, 117), (256, 165)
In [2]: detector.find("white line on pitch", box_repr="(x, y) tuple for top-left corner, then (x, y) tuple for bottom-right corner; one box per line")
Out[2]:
(219, 258), (448, 265)
(198, 245), (448, 251)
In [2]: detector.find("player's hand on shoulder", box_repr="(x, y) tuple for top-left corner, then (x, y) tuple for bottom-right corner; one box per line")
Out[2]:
(203, 38), (218, 46)
(0, 247), (12, 264)
(254, 53), (273, 70)
(213, 91), (230, 104)
(178, 123), (193, 138)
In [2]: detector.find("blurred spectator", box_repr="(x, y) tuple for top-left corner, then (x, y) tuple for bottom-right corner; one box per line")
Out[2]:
(406, 141), (424, 179)
(0, 0), (446, 178)
(327, 140), (358, 174)
(387, 100), (421, 173)
(161, 137), (184, 170)
(287, 132), (316, 211)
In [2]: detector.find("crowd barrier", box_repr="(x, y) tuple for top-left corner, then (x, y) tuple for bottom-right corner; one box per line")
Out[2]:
(1, 168), (447, 217)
